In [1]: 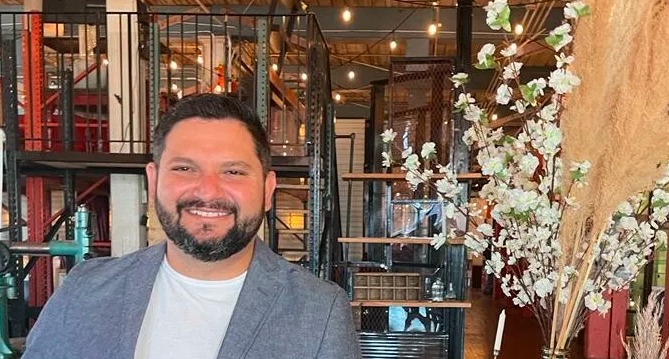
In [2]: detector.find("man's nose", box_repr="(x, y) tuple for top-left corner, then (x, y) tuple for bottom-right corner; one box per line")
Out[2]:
(193, 173), (223, 200)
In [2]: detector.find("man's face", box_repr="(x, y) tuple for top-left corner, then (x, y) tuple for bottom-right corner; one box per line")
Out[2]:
(146, 118), (276, 262)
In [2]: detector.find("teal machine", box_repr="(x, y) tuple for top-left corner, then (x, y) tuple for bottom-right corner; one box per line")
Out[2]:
(0, 204), (93, 357)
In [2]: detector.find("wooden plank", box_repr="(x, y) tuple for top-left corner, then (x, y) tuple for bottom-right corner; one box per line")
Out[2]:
(338, 237), (465, 245)
(269, 70), (300, 109)
(279, 229), (310, 234)
(275, 208), (308, 214)
(276, 184), (310, 190)
(341, 172), (485, 181)
(350, 300), (471, 308)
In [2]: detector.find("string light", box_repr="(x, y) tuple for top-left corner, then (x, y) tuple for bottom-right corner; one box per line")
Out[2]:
(301, 72), (308, 81)
(390, 39), (398, 51)
(197, 55), (203, 64)
(334, 93), (342, 102)
(213, 85), (222, 93)
(347, 70), (356, 80)
(171, 83), (178, 93)
(342, 7), (352, 23)
(428, 23), (438, 36)
(271, 63), (278, 72)
(170, 60), (178, 70)
(491, 114), (498, 121)
(102, 58), (109, 66)
(514, 24), (524, 35)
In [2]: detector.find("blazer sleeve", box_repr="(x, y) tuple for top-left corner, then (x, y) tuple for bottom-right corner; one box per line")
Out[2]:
(316, 288), (362, 359)
(22, 263), (84, 359)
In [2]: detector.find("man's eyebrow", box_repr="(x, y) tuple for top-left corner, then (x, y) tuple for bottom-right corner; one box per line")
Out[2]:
(166, 157), (197, 165)
(221, 161), (252, 169)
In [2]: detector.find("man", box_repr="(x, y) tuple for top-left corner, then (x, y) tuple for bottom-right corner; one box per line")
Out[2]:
(23, 94), (361, 359)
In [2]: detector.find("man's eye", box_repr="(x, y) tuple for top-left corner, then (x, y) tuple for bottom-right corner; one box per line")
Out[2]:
(172, 166), (192, 172)
(226, 170), (245, 175)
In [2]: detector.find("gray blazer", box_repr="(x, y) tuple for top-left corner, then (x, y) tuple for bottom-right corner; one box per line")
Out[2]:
(22, 239), (361, 359)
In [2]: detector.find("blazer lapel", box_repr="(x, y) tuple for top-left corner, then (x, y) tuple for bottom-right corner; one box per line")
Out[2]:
(116, 242), (166, 358)
(217, 239), (286, 359)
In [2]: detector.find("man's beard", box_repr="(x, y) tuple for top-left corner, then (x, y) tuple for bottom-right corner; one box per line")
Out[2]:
(155, 197), (265, 262)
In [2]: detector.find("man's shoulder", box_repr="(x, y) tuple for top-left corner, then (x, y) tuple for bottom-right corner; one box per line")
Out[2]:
(66, 243), (164, 289)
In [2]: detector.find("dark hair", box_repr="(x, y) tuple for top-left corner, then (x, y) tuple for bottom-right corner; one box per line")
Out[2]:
(152, 93), (271, 174)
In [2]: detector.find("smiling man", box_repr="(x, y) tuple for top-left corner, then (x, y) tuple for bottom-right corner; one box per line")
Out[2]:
(23, 94), (361, 359)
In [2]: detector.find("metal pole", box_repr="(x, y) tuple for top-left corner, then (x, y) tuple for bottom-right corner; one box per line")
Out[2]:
(61, 69), (74, 151)
(255, 17), (269, 128)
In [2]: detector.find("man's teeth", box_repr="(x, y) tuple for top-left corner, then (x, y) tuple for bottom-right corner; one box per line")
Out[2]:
(188, 209), (230, 218)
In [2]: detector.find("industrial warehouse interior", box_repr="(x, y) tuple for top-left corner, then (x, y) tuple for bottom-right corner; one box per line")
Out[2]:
(0, 0), (667, 358)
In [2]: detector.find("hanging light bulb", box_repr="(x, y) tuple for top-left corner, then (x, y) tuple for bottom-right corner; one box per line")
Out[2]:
(514, 24), (524, 35)
(342, 7), (352, 23)
(171, 83), (178, 93)
(491, 113), (498, 121)
(428, 23), (438, 36)
(271, 63), (278, 72)
(102, 58), (109, 66)
(301, 72), (308, 81)
(197, 55), (203, 64)
(334, 93), (342, 102)
(170, 60), (178, 70)
(347, 70), (355, 80)
(389, 39), (398, 51)
(213, 85), (222, 93)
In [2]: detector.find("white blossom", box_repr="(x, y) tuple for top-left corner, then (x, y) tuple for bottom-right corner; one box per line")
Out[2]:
(496, 84), (513, 105)
(549, 68), (581, 94)
(555, 53), (575, 68)
(500, 43), (518, 57)
(503, 62), (523, 80)
(477, 44), (496, 64)
(381, 152), (392, 167)
(451, 73), (469, 88)
(564, 1), (590, 20)
(403, 154), (420, 171)
(381, 129), (396, 143)
(421, 142), (437, 159)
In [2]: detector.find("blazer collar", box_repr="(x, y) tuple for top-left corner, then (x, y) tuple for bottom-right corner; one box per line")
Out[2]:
(114, 239), (287, 359)
(117, 241), (167, 358)
(217, 239), (287, 358)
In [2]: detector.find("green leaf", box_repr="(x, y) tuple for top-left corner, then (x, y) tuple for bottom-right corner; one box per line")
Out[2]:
(520, 84), (536, 104)
(577, 5), (591, 17)
(499, 6), (511, 32)
(545, 34), (562, 49)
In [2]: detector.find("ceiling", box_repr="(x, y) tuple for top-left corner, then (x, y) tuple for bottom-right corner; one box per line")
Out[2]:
(0, 0), (567, 119)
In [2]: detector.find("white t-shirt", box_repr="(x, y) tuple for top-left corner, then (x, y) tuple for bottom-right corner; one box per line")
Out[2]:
(134, 257), (247, 359)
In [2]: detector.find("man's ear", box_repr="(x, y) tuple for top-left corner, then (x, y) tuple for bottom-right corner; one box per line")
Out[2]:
(264, 171), (277, 212)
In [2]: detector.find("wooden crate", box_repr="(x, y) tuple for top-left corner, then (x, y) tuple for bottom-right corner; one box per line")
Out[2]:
(353, 272), (421, 301)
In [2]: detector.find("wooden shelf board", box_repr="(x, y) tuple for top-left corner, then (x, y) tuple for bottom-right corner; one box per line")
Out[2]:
(279, 229), (310, 234)
(350, 300), (471, 308)
(341, 172), (485, 181)
(276, 184), (310, 190)
(338, 237), (464, 245)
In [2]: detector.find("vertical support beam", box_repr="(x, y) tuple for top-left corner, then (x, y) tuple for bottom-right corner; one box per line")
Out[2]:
(107, 0), (148, 255)
(110, 174), (147, 256)
(149, 18), (160, 141)
(445, 1), (473, 359)
(1, 38), (27, 336)
(255, 17), (270, 128)
(306, 14), (322, 276)
(323, 102), (335, 281)
(365, 82), (386, 262)
(22, 5), (53, 315)
(61, 70), (74, 151)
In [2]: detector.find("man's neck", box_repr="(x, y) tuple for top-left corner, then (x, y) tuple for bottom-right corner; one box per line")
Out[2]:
(165, 241), (255, 280)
